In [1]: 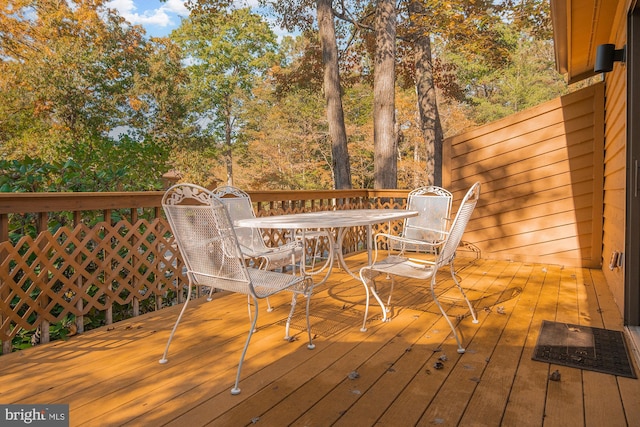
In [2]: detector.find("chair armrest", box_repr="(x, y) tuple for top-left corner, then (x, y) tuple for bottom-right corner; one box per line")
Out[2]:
(404, 224), (450, 234)
(239, 240), (300, 258)
(370, 232), (446, 264)
(384, 233), (447, 249)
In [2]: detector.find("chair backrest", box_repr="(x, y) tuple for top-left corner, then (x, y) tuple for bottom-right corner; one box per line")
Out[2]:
(162, 184), (254, 296)
(403, 186), (453, 243)
(212, 186), (269, 256)
(436, 182), (481, 267)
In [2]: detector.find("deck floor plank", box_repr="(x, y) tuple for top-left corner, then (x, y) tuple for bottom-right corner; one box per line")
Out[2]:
(544, 266), (587, 427)
(501, 264), (561, 426)
(302, 258), (498, 426)
(363, 260), (500, 426)
(330, 257), (504, 427)
(577, 267), (629, 426)
(1, 258), (639, 426)
(220, 307), (420, 424)
(160, 284), (413, 426)
(415, 260), (521, 426)
(288, 309), (447, 426)
(330, 312), (463, 427)
(78, 294), (327, 426)
(43, 297), (287, 408)
(589, 268), (640, 424)
(363, 307), (483, 426)
(457, 262), (536, 425)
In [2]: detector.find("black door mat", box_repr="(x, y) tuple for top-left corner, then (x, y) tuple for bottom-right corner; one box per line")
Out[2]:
(532, 320), (637, 378)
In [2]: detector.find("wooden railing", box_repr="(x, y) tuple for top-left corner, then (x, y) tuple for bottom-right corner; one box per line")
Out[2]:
(0, 189), (410, 354)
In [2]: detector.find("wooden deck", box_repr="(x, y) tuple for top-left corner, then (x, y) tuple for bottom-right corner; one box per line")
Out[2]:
(2, 256), (639, 426)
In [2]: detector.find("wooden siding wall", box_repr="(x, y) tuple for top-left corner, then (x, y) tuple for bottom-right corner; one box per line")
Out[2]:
(443, 83), (605, 268)
(601, 3), (629, 314)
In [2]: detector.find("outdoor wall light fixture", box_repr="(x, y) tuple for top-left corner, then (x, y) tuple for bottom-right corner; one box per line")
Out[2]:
(594, 43), (626, 73)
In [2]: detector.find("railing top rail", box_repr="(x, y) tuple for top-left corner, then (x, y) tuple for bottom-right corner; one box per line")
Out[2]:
(0, 189), (411, 214)
(0, 192), (165, 214)
(247, 189), (367, 202)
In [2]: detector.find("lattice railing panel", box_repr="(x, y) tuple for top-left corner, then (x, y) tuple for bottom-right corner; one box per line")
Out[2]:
(0, 218), (184, 341)
(1, 191), (411, 347)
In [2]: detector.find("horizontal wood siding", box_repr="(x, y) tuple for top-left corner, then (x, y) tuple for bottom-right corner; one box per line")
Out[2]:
(601, 9), (629, 315)
(443, 83), (605, 268)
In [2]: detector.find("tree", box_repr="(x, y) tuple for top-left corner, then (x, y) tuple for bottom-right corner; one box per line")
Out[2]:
(242, 31), (381, 191)
(242, 34), (339, 190)
(392, 1), (507, 186)
(0, 135), (169, 192)
(438, 1), (566, 125)
(373, 0), (397, 188)
(272, 31), (325, 93)
(172, 7), (279, 186)
(0, 0), (179, 191)
(242, 84), (332, 189)
(1, 1), (156, 140)
(265, 0), (354, 189)
(244, 32), (377, 190)
(466, 34), (566, 123)
(317, 0), (352, 189)
(398, 1), (443, 186)
(134, 37), (191, 146)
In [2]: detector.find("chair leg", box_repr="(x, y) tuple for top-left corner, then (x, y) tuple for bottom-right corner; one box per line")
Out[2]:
(430, 274), (466, 354)
(206, 286), (215, 301)
(303, 290), (315, 350)
(360, 268), (372, 332)
(232, 296), (260, 395)
(283, 286), (315, 350)
(247, 295), (258, 332)
(159, 285), (193, 364)
(450, 262), (478, 324)
(385, 278), (395, 315)
(369, 277), (393, 323)
(284, 293), (297, 341)
(360, 269), (392, 331)
(311, 234), (322, 272)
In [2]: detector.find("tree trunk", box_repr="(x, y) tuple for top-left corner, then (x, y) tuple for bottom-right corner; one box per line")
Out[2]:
(414, 33), (443, 187)
(373, 0), (397, 189)
(317, 0), (352, 189)
(408, 0), (443, 188)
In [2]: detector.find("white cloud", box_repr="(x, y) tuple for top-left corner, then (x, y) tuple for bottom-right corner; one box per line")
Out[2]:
(162, 0), (189, 15)
(105, 0), (188, 29)
(105, 0), (293, 39)
(105, 0), (137, 18)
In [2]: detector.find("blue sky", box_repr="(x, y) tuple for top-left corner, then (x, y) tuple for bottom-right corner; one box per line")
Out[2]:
(105, 0), (190, 37)
(105, 1), (284, 39)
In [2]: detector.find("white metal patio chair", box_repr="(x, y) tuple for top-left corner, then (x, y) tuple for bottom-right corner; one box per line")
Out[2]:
(359, 182), (481, 354)
(214, 186), (331, 282)
(390, 186), (453, 254)
(213, 186), (303, 271)
(213, 185), (304, 314)
(159, 184), (315, 395)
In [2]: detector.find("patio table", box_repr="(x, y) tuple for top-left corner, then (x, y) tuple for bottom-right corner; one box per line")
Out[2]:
(235, 209), (418, 284)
